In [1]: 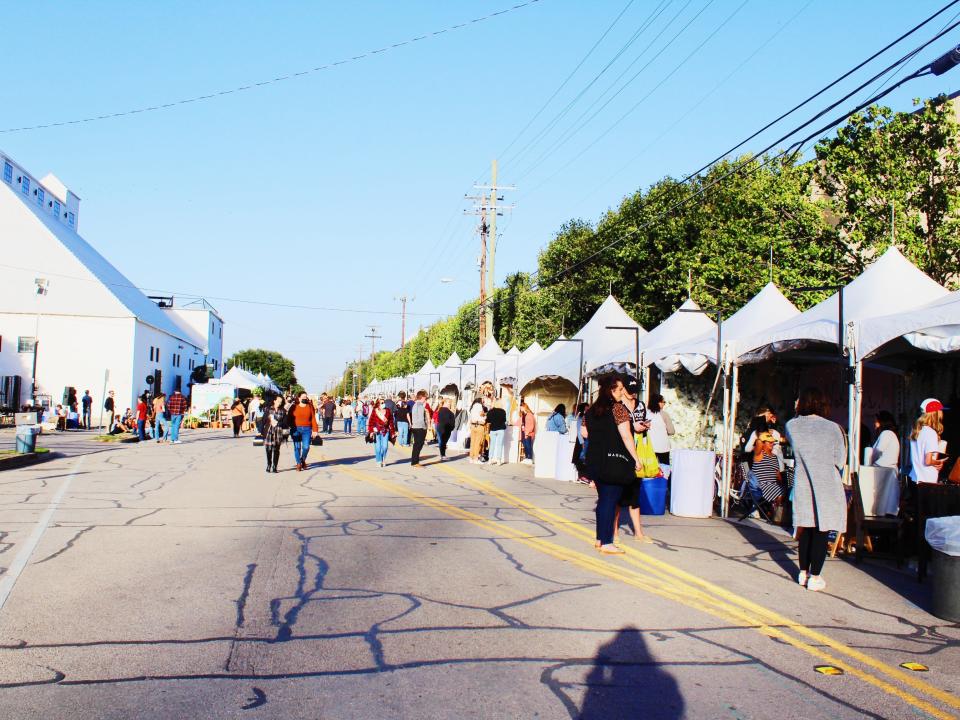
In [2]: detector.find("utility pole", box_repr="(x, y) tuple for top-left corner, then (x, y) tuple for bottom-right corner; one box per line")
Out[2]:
(464, 194), (490, 345)
(471, 160), (515, 345)
(395, 295), (415, 351)
(364, 326), (381, 380)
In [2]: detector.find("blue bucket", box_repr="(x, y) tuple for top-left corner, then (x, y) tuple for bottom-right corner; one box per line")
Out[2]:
(639, 476), (668, 515)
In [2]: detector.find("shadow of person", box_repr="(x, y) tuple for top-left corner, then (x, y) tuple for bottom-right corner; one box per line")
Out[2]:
(546, 625), (684, 719)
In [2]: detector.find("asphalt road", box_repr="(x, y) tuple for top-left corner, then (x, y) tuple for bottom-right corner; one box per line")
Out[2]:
(0, 427), (957, 719)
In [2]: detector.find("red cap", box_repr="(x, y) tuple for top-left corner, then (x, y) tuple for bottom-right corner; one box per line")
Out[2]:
(920, 398), (945, 413)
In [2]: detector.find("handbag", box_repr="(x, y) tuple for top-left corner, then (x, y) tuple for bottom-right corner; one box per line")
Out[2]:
(635, 434), (660, 478)
(603, 449), (636, 485)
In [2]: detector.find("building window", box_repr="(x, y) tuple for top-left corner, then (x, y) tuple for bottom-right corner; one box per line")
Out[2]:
(36, 188), (44, 206)
(67, 211), (75, 227)
(21, 177), (29, 195)
(3, 162), (11, 183)
(219, 327), (222, 339)
(149, 347), (154, 362)
(155, 348), (160, 363)
(18, 337), (37, 353)
(53, 199), (61, 218)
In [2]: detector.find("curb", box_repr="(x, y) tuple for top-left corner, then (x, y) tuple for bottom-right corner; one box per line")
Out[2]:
(0, 451), (62, 472)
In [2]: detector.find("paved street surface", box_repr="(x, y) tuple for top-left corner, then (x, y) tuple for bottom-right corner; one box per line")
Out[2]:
(0, 427), (957, 719)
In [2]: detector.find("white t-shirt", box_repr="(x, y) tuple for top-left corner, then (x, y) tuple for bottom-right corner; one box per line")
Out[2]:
(871, 429), (900, 469)
(909, 426), (940, 484)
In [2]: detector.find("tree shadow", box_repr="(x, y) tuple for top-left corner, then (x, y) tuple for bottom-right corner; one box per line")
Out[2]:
(545, 625), (684, 719)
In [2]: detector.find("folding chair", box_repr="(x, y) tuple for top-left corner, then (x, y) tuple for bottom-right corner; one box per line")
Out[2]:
(737, 464), (776, 523)
(850, 471), (904, 566)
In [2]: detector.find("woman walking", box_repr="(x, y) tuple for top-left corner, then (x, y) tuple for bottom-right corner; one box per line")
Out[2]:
(367, 400), (395, 467)
(230, 398), (245, 439)
(263, 395), (287, 473)
(786, 387), (846, 592)
(585, 375), (642, 555)
(436, 399), (455, 461)
(290, 392), (318, 471)
(647, 393), (676, 466)
(357, 399), (368, 435)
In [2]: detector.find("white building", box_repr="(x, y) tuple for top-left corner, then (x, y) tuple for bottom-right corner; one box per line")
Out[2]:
(0, 149), (224, 416)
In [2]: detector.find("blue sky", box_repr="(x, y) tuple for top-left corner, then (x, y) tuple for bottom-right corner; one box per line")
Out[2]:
(3, 0), (959, 391)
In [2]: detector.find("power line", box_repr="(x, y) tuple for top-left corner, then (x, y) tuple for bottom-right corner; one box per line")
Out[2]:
(478, 13), (960, 313)
(0, 0), (549, 134)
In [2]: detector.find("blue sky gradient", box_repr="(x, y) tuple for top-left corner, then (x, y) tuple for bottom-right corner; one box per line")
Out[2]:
(2, 1), (958, 389)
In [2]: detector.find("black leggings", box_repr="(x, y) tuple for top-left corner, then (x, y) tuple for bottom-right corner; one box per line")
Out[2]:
(232, 416), (243, 437)
(265, 445), (279, 469)
(798, 528), (830, 575)
(439, 428), (452, 457)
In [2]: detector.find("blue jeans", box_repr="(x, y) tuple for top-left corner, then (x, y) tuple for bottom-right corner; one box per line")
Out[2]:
(374, 433), (390, 463)
(293, 426), (312, 465)
(169, 414), (183, 442)
(322, 417), (334, 434)
(153, 417), (167, 440)
(397, 421), (409, 446)
(137, 419), (146, 441)
(357, 416), (367, 434)
(489, 429), (505, 463)
(522, 435), (534, 461)
(344, 418), (353, 434)
(596, 483), (626, 545)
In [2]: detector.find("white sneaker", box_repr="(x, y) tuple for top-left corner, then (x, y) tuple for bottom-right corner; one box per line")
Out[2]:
(797, 571), (808, 587)
(806, 575), (826, 592)
(172, 441), (182, 445)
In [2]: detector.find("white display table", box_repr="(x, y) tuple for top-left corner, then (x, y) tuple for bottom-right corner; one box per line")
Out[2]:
(506, 426), (522, 463)
(533, 432), (559, 478)
(555, 432), (578, 481)
(859, 466), (900, 517)
(670, 448), (715, 518)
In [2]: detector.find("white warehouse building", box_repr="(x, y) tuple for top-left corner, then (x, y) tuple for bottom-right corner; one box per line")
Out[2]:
(0, 149), (224, 417)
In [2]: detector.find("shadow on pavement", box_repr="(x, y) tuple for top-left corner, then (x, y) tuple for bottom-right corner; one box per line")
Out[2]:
(545, 625), (684, 719)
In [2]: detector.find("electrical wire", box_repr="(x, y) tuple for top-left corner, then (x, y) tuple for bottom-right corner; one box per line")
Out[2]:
(513, 0), (721, 183)
(515, 0), (747, 188)
(478, 13), (960, 313)
(0, 0), (548, 134)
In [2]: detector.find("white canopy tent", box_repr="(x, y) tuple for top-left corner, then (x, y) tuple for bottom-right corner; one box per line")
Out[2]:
(654, 284), (800, 375)
(464, 337), (504, 388)
(731, 247), (950, 513)
(858, 290), (960, 359)
(219, 366), (267, 391)
(588, 298), (716, 379)
(496, 345), (523, 384)
(519, 296), (644, 392)
(411, 360), (437, 393)
(437, 352), (464, 392)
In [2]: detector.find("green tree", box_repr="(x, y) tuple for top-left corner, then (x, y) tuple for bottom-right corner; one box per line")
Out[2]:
(226, 349), (297, 391)
(814, 95), (960, 285)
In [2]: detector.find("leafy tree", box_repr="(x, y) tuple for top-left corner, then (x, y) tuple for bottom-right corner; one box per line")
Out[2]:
(226, 349), (297, 391)
(814, 95), (960, 285)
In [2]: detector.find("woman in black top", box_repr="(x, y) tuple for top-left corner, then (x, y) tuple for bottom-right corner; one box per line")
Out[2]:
(436, 399), (456, 460)
(585, 375), (642, 555)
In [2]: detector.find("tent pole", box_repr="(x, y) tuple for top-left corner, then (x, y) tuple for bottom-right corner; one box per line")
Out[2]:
(724, 362), (740, 518)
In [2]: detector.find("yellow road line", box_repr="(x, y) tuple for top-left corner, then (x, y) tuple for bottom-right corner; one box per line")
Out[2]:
(373, 444), (955, 718)
(434, 466), (960, 714)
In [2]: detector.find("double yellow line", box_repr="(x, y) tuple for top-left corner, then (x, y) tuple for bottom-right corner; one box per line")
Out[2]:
(342, 446), (958, 719)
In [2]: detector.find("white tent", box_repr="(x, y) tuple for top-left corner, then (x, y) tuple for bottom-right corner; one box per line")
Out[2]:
(219, 366), (265, 391)
(519, 296), (644, 391)
(588, 298), (716, 377)
(736, 248), (948, 364)
(858, 290), (960, 358)
(655, 283), (800, 375)
(412, 360), (437, 392)
(496, 345), (524, 384)
(464, 337), (504, 387)
(438, 352), (464, 391)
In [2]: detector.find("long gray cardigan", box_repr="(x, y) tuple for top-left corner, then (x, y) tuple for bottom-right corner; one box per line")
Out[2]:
(786, 415), (847, 533)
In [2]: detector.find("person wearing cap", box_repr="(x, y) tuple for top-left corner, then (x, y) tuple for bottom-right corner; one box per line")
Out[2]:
(786, 386), (846, 593)
(909, 398), (946, 484)
(750, 430), (784, 505)
(617, 376), (653, 544)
